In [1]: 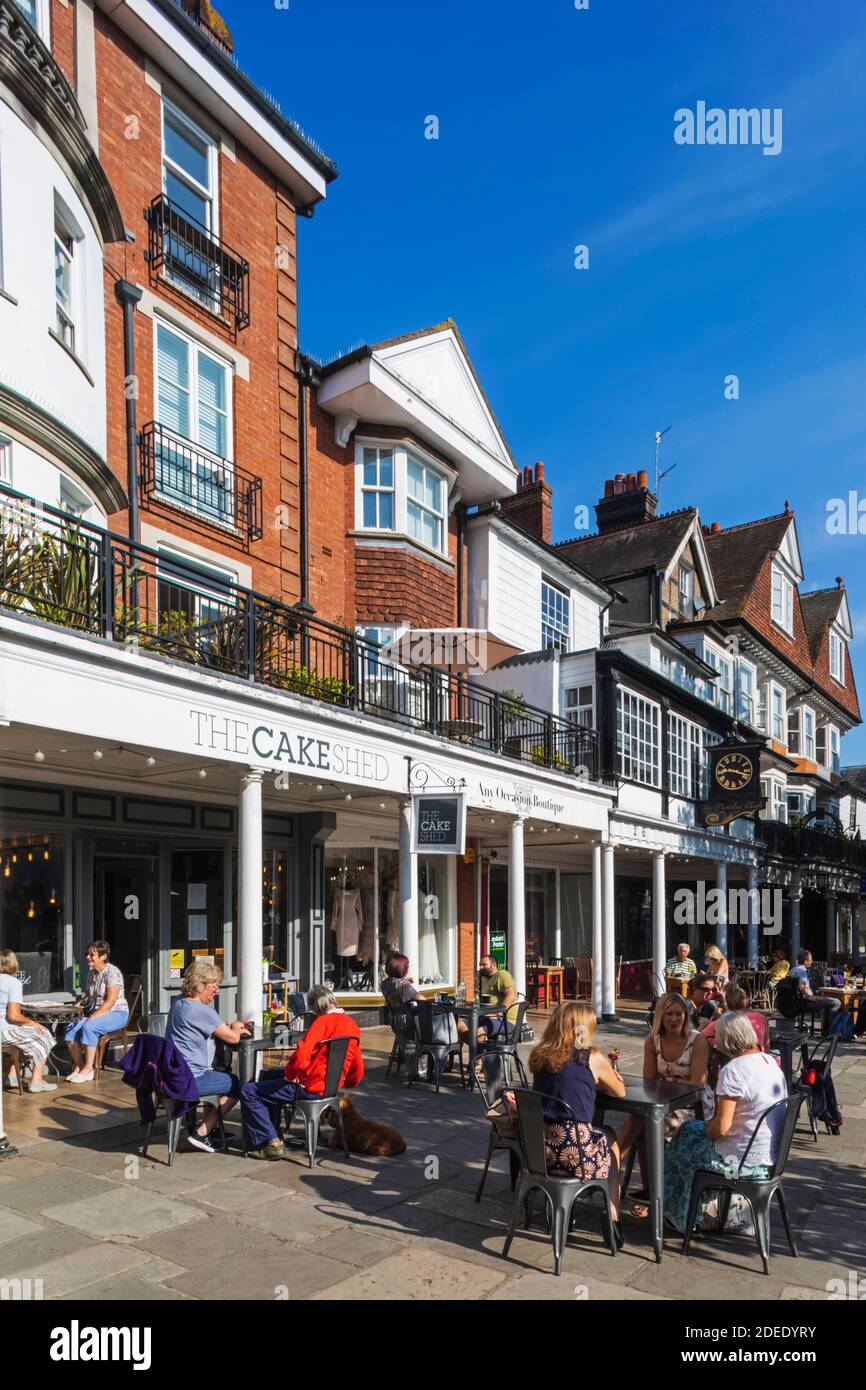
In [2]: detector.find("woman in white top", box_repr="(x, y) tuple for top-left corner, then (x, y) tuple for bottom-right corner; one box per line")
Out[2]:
(664, 1011), (788, 1232)
(64, 941), (129, 1084)
(0, 949), (56, 1093)
(619, 994), (709, 1215)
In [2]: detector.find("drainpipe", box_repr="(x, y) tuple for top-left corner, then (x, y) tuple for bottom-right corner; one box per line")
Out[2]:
(115, 279), (143, 544)
(294, 352), (321, 618)
(455, 501), (466, 626)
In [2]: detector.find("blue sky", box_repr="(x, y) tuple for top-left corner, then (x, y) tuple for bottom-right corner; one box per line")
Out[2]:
(220, 0), (866, 757)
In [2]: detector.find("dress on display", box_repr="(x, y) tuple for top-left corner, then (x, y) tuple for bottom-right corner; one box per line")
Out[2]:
(331, 887), (364, 957)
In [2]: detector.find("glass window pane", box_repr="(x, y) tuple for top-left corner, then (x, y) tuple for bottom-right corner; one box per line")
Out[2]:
(363, 492), (377, 528)
(0, 832), (66, 991)
(363, 459), (378, 487)
(165, 109), (211, 189)
(197, 353), (226, 413)
(379, 493), (393, 529)
(407, 458), (423, 499)
(425, 473), (441, 509)
(198, 406), (225, 458)
(379, 451), (393, 487)
(165, 169), (209, 228)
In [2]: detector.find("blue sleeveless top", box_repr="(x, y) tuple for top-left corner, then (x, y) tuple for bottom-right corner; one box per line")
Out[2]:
(533, 1048), (597, 1125)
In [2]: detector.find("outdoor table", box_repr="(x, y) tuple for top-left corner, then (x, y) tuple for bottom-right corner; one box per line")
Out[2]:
(438, 718), (483, 742)
(819, 987), (866, 1027)
(451, 1000), (510, 1087)
(20, 1000), (83, 1077)
(594, 1073), (701, 1264)
(768, 1026), (809, 1088)
(237, 1024), (308, 1085)
(527, 964), (565, 1008)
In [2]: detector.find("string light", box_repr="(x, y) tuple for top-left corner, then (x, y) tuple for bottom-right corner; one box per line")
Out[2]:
(34, 750), (45, 762)
(93, 750), (104, 760)
(198, 769), (207, 779)
(43, 848), (49, 861)
(26, 902), (36, 920)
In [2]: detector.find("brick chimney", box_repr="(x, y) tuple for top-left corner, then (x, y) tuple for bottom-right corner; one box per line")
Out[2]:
(181, 0), (234, 54)
(500, 461), (553, 543)
(594, 470), (658, 534)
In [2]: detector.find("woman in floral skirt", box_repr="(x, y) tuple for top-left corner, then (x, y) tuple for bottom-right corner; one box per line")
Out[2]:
(529, 1002), (626, 1245)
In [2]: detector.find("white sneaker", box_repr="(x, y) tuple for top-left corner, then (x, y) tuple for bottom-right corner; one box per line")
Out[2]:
(186, 1132), (217, 1154)
(2, 1078), (19, 1091)
(27, 1081), (58, 1093)
(66, 1071), (94, 1084)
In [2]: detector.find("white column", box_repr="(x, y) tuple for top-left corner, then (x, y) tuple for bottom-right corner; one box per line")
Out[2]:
(446, 852), (458, 986)
(602, 842), (616, 1019)
(789, 870), (802, 959)
(715, 861), (729, 960)
(553, 866), (562, 960)
(399, 802), (419, 974)
(508, 817), (526, 997)
(746, 866), (759, 968)
(592, 842), (603, 1017)
(238, 769), (264, 1028)
(652, 852), (666, 997)
(826, 895), (837, 960)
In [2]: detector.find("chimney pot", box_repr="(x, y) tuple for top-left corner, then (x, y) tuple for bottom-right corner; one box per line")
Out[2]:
(604, 479), (614, 498)
(711, 522), (721, 535)
(535, 461), (545, 482)
(523, 465), (533, 487)
(637, 470), (649, 490)
(626, 473), (636, 492)
(836, 575), (845, 589)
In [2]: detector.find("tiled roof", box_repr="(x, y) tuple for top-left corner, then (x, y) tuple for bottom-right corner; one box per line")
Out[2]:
(800, 588), (844, 661)
(703, 514), (791, 621)
(554, 508), (696, 579)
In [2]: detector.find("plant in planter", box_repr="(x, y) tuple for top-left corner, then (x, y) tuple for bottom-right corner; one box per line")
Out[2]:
(500, 688), (527, 755)
(26, 523), (102, 631)
(530, 744), (570, 770)
(272, 665), (353, 705)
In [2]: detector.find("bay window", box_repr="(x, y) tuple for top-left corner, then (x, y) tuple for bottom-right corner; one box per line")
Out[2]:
(678, 562), (694, 618)
(788, 705), (816, 761)
(53, 199), (79, 353)
(617, 688), (661, 787)
(770, 684), (786, 743)
(816, 723), (841, 774)
(737, 661), (756, 725)
(668, 712), (703, 798)
(565, 685), (594, 729)
(771, 564), (794, 635)
(705, 646), (733, 714)
(355, 440), (449, 554)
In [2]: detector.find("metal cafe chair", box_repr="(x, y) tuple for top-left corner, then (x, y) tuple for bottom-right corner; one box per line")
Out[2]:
(474, 1051), (523, 1202)
(477, 999), (529, 1086)
(502, 1088), (618, 1276)
(406, 1000), (465, 1093)
(280, 1035), (352, 1168)
(93, 975), (143, 1083)
(384, 1001), (417, 1079)
(682, 1092), (806, 1276)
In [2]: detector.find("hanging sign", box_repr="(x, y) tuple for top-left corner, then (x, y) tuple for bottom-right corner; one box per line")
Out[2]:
(411, 792), (466, 855)
(699, 741), (766, 827)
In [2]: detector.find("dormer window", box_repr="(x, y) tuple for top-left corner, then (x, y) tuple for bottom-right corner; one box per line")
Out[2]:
(771, 564), (793, 636)
(829, 631), (846, 686)
(678, 562), (694, 618)
(355, 440), (449, 555)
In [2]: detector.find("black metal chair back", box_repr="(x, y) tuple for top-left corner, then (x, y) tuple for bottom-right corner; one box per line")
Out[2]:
(513, 1087), (553, 1177)
(737, 1093), (798, 1178)
(415, 999), (457, 1046)
(321, 1035), (351, 1098)
(144, 1012), (169, 1037)
(474, 1050), (515, 1109)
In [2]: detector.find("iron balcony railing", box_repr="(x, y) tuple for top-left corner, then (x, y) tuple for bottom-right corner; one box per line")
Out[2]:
(759, 818), (866, 870)
(139, 422), (263, 541)
(0, 484), (601, 783)
(145, 194), (251, 332)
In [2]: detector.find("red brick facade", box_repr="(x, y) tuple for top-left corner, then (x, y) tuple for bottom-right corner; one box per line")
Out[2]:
(91, 7), (301, 603)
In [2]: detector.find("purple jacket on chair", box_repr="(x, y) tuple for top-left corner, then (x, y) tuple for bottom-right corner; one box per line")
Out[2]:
(120, 1033), (199, 1123)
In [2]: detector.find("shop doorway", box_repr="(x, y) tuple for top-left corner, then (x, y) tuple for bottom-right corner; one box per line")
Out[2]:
(93, 855), (157, 1020)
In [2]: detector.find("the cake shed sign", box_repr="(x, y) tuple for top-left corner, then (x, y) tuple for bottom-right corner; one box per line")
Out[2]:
(411, 793), (466, 855)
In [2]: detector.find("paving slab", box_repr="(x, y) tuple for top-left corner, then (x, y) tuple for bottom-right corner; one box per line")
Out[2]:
(309, 1243), (509, 1301)
(167, 1244), (357, 1301)
(43, 1185), (198, 1240)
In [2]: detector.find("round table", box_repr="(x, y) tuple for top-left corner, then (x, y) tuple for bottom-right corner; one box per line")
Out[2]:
(19, 1001), (83, 1077)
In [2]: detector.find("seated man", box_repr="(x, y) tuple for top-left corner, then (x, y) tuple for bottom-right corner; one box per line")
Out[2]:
(767, 945), (791, 983)
(478, 954), (519, 1043)
(789, 949), (841, 1035)
(241, 984), (364, 1161)
(665, 943), (698, 981)
(689, 973), (723, 1024)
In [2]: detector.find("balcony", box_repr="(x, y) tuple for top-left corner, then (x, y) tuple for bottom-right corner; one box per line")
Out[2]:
(144, 194), (251, 332)
(0, 485), (602, 783)
(139, 422), (263, 541)
(758, 818), (866, 870)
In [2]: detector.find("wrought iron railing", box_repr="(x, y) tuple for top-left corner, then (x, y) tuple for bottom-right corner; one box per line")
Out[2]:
(0, 485), (601, 782)
(139, 422), (263, 541)
(759, 818), (866, 869)
(145, 194), (251, 331)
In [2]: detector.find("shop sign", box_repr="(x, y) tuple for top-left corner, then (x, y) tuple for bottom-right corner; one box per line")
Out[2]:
(489, 929), (507, 968)
(411, 793), (466, 855)
(699, 742), (766, 827)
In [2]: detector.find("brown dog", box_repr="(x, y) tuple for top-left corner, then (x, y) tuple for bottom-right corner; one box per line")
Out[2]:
(325, 1096), (406, 1157)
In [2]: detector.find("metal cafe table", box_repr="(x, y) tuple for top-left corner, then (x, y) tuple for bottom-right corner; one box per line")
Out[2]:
(451, 1000), (510, 1087)
(20, 998), (83, 1077)
(768, 1026), (809, 1088)
(595, 1073), (702, 1263)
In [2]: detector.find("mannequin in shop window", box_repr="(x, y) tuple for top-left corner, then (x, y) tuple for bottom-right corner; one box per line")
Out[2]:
(330, 863), (364, 991)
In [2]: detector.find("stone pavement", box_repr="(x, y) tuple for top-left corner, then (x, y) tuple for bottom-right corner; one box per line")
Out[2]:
(1, 1008), (865, 1302)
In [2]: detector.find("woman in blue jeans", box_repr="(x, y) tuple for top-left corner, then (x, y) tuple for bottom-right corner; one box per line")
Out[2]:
(65, 941), (130, 1084)
(165, 960), (251, 1154)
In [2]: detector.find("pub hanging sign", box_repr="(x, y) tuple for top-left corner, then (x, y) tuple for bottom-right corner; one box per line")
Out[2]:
(411, 792), (467, 855)
(699, 741), (766, 828)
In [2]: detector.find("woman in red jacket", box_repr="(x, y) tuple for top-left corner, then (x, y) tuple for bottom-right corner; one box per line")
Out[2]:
(241, 984), (364, 1160)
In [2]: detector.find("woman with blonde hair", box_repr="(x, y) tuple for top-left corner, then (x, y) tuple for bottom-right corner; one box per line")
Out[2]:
(0, 949), (56, 1093)
(528, 1002), (626, 1244)
(164, 960), (251, 1154)
(618, 993), (709, 1215)
(704, 945), (729, 988)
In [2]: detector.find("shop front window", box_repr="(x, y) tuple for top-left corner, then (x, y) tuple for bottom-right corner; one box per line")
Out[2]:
(0, 834), (65, 992)
(170, 848), (225, 981)
(418, 857), (449, 987)
(325, 849), (378, 992)
(525, 869), (555, 959)
(262, 848), (289, 966)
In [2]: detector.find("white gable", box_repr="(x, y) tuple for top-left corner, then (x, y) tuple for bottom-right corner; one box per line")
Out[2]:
(834, 590), (853, 640)
(374, 329), (508, 466)
(774, 516), (804, 583)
